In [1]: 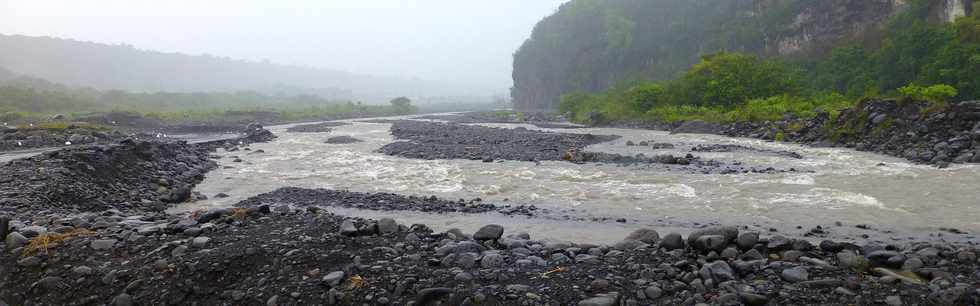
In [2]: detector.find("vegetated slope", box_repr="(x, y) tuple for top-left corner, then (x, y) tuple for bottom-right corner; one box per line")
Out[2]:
(0, 34), (485, 101)
(512, 0), (973, 111)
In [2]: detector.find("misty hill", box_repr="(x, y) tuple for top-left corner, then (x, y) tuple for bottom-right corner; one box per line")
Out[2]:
(512, 0), (974, 111)
(0, 34), (490, 102)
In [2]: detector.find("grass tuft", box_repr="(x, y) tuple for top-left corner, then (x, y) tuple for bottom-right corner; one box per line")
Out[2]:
(23, 228), (95, 256)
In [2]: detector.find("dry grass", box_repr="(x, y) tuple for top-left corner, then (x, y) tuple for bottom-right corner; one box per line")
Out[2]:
(348, 275), (367, 290)
(23, 228), (95, 256)
(231, 208), (249, 221)
(541, 266), (568, 278)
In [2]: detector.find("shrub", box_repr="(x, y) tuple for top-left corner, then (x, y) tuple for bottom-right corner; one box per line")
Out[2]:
(898, 84), (958, 104)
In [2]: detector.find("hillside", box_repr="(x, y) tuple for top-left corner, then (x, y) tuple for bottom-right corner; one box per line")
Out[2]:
(0, 34), (491, 102)
(512, 0), (974, 111)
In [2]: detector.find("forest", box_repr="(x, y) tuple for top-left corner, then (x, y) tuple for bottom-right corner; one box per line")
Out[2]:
(556, 1), (979, 125)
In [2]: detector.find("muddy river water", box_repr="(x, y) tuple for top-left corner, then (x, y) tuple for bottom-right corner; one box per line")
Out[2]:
(179, 117), (980, 244)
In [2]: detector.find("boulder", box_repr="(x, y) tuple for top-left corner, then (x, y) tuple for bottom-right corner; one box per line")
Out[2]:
(660, 232), (685, 250)
(473, 224), (504, 241)
(624, 228), (660, 244)
(687, 226), (738, 245)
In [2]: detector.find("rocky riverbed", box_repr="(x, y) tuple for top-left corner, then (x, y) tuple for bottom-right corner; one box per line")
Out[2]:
(1, 204), (977, 305)
(2, 117), (980, 305)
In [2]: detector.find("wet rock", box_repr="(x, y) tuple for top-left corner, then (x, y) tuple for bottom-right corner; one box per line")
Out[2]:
(322, 271), (345, 287)
(739, 293), (770, 306)
(324, 136), (363, 144)
(481, 253), (505, 268)
(736, 232), (758, 250)
(624, 228), (660, 244)
(693, 235), (727, 253)
(660, 232), (685, 250)
(578, 292), (620, 306)
(885, 295), (903, 306)
(687, 226), (738, 245)
(781, 267), (809, 283)
(340, 220), (358, 236)
(644, 286), (663, 300)
(90, 239), (117, 251)
(700, 261), (735, 282)
(112, 294), (134, 306)
(416, 288), (453, 305)
(837, 251), (870, 272)
(5, 232), (28, 248)
(473, 224), (504, 241)
(191, 236), (211, 249)
(927, 286), (971, 306)
(377, 218), (399, 235)
(613, 239), (647, 251)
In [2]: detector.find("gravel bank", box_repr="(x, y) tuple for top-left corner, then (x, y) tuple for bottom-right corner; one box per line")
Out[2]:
(1, 207), (977, 305)
(378, 121), (801, 174)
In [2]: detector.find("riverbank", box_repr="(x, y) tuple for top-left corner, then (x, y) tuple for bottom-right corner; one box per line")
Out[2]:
(0, 110), (400, 153)
(2, 118), (978, 305)
(2, 194), (977, 305)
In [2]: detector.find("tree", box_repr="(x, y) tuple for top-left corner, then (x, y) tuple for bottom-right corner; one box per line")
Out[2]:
(389, 96), (416, 114)
(672, 52), (799, 107)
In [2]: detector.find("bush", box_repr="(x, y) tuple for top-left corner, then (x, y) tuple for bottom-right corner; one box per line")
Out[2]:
(898, 84), (958, 104)
(672, 52), (800, 108)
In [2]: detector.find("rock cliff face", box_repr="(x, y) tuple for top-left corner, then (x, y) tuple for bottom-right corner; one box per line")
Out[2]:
(512, 0), (973, 111)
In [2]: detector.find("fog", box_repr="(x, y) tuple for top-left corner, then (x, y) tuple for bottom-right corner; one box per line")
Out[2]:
(0, 0), (568, 95)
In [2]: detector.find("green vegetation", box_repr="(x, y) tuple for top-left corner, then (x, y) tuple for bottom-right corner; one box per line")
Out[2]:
(389, 97), (417, 114)
(559, 6), (979, 127)
(0, 79), (417, 123)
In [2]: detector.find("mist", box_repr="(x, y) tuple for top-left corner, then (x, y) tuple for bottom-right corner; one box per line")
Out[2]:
(0, 0), (568, 95)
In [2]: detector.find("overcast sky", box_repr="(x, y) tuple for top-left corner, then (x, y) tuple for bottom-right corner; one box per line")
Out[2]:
(0, 0), (567, 92)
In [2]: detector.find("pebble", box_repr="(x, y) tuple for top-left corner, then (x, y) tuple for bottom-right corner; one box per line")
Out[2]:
(191, 236), (211, 248)
(781, 267), (809, 283)
(577, 292), (620, 306)
(322, 271), (345, 287)
(90, 239), (117, 250)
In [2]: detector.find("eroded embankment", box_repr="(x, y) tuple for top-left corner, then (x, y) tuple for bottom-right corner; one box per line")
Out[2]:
(644, 99), (980, 167)
(0, 124), (274, 219)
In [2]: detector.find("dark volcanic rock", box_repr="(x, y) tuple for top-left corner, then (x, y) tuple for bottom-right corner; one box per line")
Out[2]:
(692, 144), (804, 159)
(0, 140), (216, 215)
(234, 187), (504, 214)
(378, 121), (620, 163)
(285, 121), (349, 133)
(324, 136), (363, 144)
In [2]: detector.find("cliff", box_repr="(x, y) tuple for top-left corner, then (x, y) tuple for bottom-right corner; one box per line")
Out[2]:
(512, 0), (973, 111)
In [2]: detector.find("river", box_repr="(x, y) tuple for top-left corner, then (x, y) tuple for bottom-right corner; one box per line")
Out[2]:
(176, 117), (980, 244)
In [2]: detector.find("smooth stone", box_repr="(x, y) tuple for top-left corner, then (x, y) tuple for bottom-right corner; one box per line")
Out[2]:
(781, 267), (809, 283)
(378, 218), (399, 235)
(473, 224), (504, 241)
(660, 232), (685, 250)
(687, 226), (738, 245)
(736, 232), (759, 250)
(578, 292), (620, 306)
(90, 239), (117, 250)
(322, 271), (345, 287)
(624, 228), (660, 244)
(191, 236), (211, 249)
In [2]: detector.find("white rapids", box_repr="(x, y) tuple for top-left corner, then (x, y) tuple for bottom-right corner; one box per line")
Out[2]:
(180, 117), (980, 244)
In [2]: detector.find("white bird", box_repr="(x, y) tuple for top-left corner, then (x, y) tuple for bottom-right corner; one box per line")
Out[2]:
(65, 141), (72, 146)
